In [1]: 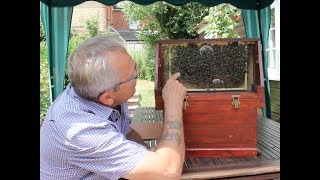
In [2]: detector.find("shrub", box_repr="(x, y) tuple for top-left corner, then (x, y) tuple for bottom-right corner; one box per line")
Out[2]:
(85, 16), (99, 37)
(40, 18), (46, 42)
(40, 42), (50, 122)
(128, 49), (155, 81)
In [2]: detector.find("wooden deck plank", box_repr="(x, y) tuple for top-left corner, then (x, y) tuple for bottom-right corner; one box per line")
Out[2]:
(258, 124), (280, 136)
(225, 157), (237, 165)
(249, 155), (261, 161)
(258, 136), (280, 154)
(258, 133), (280, 149)
(256, 145), (275, 160)
(257, 126), (280, 141)
(257, 121), (280, 136)
(258, 132), (280, 149)
(244, 156), (256, 163)
(257, 124), (280, 137)
(258, 119), (280, 133)
(238, 157), (248, 164)
(259, 145), (280, 159)
(257, 138), (280, 154)
(181, 160), (280, 179)
(258, 117), (280, 128)
(257, 136), (279, 150)
(257, 147), (268, 160)
(258, 117), (280, 127)
(257, 141), (280, 159)
(214, 172), (280, 180)
(218, 157), (230, 165)
(230, 157), (243, 164)
(201, 157), (215, 166)
(211, 158), (223, 166)
(185, 158), (194, 167)
(189, 157), (201, 167)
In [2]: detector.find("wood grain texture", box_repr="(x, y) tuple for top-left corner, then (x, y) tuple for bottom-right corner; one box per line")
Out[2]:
(154, 92), (263, 157)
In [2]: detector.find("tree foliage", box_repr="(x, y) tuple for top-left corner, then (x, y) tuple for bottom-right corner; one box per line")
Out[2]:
(203, 4), (241, 38)
(122, 2), (209, 81)
(121, 2), (241, 80)
(40, 42), (50, 122)
(122, 1), (209, 43)
(40, 18), (46, 42)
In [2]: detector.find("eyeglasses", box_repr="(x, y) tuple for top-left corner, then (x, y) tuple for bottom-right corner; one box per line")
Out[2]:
(116, 64), (139, 86)
(98, 64), (139, 98)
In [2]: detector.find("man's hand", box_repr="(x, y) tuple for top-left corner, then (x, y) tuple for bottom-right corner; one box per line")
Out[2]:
(123, 73), (186, 180)
(162, 72), (187, 113)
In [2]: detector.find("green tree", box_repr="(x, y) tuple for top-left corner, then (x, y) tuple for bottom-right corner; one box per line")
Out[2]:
(84, 16), (111, 37)
(203, 4), (241, 38)
(123, 1), (209, 42)
(85, 16), (100, 37)
(122, 2), (209, 80)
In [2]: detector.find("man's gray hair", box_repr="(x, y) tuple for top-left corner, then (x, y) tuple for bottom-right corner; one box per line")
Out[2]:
(67, 35), (126, 100)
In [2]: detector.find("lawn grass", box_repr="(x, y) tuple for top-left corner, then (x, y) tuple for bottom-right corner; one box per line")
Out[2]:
(136, 79), (155, 107)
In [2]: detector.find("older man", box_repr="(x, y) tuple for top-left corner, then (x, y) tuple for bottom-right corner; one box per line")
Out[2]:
(40, 35), (187, 180)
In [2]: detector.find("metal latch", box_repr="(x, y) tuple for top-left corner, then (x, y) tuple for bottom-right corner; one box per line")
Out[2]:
(183, 96), (188, 110)
(232, 95), (240, 108)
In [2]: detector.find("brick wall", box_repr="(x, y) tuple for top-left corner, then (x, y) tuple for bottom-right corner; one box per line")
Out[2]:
(111, 9), (129, 30)
(235, 16), (246, 38)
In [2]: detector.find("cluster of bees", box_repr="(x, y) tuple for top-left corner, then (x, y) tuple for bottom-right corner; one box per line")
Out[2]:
(161, 42), (251, 89)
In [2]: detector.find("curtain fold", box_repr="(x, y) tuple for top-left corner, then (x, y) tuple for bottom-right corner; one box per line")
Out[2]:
(41, 2), (73, 101)
(242, 7), (271, 118)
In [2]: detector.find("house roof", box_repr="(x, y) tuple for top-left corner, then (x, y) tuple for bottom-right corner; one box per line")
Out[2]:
(194, 21), (209, 34)
(117, 29), (140, 41)
(109, 27), (140, 42)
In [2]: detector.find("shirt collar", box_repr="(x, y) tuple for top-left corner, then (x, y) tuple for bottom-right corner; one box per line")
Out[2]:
(66, 84), (115, 120)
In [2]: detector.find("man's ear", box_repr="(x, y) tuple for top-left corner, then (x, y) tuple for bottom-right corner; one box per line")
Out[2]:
(98, 91), (114, 106)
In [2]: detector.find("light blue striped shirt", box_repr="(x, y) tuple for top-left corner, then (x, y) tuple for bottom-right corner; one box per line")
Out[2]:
(40, 84), (148, 180)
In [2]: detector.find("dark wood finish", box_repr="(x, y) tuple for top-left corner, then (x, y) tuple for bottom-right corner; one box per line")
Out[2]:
(155, 42), (164, 89)
(155, 38), (264, 157)
(256, 41), (264, 86)
(132, 107), (280, 180)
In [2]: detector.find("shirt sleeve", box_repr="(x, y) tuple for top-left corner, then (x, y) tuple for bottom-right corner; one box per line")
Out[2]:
(66, 122), (149, 180)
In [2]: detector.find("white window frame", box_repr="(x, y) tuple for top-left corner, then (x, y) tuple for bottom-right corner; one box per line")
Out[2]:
(129, 21), (139, 30)
(266, 0), (280, 81)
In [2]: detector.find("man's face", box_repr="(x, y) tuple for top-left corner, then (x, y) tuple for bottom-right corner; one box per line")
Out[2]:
(106, 49), (140, 106)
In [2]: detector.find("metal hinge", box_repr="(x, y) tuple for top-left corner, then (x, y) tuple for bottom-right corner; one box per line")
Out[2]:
(183, 96), (188, 110)
(232, 95), (240, 108)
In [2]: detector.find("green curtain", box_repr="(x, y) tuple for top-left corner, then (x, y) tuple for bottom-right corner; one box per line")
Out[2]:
(242, 7), (271, 118)
(40, 0), (274, 9)
(41, 2), (73, 101)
